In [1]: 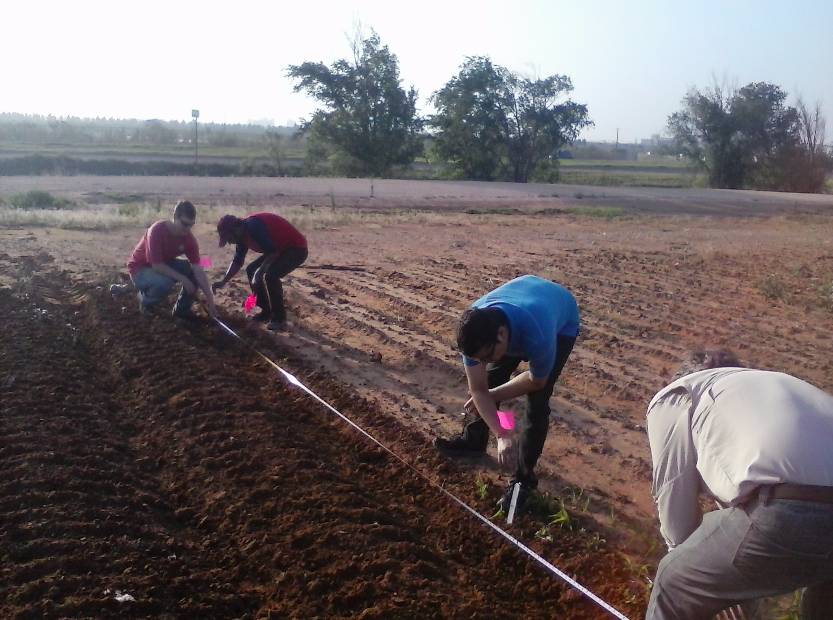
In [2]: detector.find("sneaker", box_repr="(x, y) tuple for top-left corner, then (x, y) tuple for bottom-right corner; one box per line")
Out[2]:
(266, 319), (287, 332)
(496, 482), (531, 517)
(433, 434), (487, 456)
(110, 283), (131, 297)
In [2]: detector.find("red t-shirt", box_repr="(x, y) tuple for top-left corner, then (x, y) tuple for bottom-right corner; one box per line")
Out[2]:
(244, 212), (307, 252)
(127, 220), (200, 276)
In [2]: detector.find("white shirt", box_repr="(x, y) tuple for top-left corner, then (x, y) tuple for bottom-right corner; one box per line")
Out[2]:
(647, 368), (833, 549)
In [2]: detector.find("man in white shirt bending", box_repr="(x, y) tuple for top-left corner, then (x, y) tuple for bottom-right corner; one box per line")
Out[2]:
(646, 350), (833, 619)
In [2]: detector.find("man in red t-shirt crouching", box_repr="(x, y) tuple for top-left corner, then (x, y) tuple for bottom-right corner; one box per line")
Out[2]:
(113, 200), (216, 320)
(211, 212), (308, 330)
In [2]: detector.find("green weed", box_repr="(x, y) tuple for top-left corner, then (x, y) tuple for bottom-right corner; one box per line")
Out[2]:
(757, 273), (787, 301)
(565, 206), (627, 219)
(474, 475), (488, 501)
(8, 190), (72, 210)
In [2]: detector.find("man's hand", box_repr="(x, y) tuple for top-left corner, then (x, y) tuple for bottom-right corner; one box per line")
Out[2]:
(211, 280), (225, 294)
(497, 436), (516, 469)
(181, 279), (197, 295)
(464, 397), (480, 417)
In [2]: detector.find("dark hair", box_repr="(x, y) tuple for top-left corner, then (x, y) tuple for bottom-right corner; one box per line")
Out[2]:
(671, 348), (743, 381)
(457, 307), (507, 357)
(173, 200), (196, 221)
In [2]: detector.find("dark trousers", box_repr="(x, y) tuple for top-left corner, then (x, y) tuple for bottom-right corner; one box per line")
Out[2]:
(462, 334), (576, 487)
(245, 247), (308, 321)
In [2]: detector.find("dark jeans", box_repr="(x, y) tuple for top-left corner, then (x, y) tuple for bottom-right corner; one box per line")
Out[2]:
(462, 334), (576, 487)
(245, 246), (308, 321)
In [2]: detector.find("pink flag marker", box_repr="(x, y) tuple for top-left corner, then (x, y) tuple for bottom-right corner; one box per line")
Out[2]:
(496, 410), (515, 431)
(243, 294), (257, 314)
(198, 256), (213, 268)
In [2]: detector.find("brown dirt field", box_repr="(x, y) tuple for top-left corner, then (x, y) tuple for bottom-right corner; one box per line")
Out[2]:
(3, 176), (833, 618)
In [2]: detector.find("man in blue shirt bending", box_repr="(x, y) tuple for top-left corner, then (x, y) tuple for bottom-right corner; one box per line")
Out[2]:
(434, 275), (580, 515)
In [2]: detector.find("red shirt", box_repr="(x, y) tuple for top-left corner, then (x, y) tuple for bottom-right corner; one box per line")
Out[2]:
(244, 212), (307, 252)
(127, 220), (200, 276)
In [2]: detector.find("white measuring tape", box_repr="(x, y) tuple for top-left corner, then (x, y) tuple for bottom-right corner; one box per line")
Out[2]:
(213, 317), (630, 620)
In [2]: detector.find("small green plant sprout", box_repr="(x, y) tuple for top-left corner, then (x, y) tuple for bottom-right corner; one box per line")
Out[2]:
(474, 475), (488, 500)
(549, 500), (573, 530)
(534, 525), (553, 542)
(491, 507), (505, 520)
(757, 273), (787, 300)
(565, 486), (591, 512)
(817, 281), (833, 311)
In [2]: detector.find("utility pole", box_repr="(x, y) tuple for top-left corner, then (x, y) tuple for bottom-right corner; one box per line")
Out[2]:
(615, 128), (619, 150)
(192, 109), (200, 165)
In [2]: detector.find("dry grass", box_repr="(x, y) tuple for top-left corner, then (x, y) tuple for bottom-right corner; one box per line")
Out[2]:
(0, 202), (492, 232)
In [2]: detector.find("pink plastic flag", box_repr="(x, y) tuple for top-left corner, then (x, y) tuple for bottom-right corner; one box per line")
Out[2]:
(496, 410), (515, 431)
(243, 294), (257, 314)
(198, 256), (213, 268)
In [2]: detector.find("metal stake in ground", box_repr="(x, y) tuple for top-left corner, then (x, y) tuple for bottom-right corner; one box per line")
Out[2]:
(506, 482), (521, 525)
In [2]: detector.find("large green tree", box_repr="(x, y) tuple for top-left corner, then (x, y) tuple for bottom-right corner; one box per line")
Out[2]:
(429, 57), (591, 182)
(286, 31), (423, 177)
(667, 82), (831, 191)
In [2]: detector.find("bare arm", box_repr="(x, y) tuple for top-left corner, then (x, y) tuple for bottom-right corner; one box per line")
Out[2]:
(464, 362), (507, 438)
(217, 259), (243, 286)
(191, 265), (216, 316)
(489, 370), (548, 403)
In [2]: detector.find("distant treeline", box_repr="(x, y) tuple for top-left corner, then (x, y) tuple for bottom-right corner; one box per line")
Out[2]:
(0, 113), (296, 148)
(0, 154), (294, 177)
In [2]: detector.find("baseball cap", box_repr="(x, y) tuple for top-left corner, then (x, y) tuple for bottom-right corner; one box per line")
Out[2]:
(217, 214), (241, 247)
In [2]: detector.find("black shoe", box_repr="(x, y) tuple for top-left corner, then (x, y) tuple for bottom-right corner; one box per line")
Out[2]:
(497, 482), (531, 517)
(251, 309), (271, 322)
(433, 435), (487, 456)
(172, 308), (201, 322)
(110, 283), (131, 298)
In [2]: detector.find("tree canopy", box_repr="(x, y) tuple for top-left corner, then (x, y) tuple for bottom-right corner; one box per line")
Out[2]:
(429, 57), (591, 182)
(668, 82), (832, 192)
(286, 31), (423, 177)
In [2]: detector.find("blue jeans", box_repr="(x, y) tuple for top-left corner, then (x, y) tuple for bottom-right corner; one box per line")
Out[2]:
(131, 259), (196, 314)
(647, 496), (833, 619)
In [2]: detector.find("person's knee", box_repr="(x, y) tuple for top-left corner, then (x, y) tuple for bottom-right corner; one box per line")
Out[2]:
(647, 554), (690, 619)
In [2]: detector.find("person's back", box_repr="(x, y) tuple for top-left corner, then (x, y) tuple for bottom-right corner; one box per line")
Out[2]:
(661, 368), (833, 504)
(647, 361), (833, 619)
(473, 275), (579, 340)
(245, 212), (307, 252)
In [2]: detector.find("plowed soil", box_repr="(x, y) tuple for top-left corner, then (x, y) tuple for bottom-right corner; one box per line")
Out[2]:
(3, 175), (833, 618)
(0, 251), (642, 619)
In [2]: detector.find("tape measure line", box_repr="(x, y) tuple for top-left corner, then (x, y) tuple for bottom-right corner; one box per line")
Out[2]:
(213, 317), (630, 620)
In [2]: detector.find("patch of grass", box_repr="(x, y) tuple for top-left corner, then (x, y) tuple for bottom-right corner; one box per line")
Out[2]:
(8, 190), (73, 210)
(564, 206), (627, 219)
(117, 201), (163, 217)
(757, 273), (788, 301)
(85, 191), (151, 204)
(559, 169), (697, 188)
(817, 281), (833, 310)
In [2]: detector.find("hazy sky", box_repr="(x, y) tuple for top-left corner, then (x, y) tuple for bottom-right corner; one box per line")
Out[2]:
(3, 0), (832, 142)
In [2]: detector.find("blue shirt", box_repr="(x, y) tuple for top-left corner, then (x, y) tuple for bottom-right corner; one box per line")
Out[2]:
(462, 275), (580, 379)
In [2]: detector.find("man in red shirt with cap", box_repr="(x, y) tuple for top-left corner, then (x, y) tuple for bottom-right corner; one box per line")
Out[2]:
(212, 212), (308, 330)
(114, 200), (216, 320)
